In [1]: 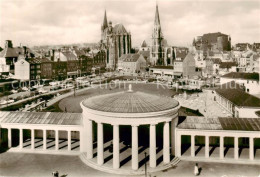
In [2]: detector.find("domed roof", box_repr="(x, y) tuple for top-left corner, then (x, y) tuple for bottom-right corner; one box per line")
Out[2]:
(82, 91), (179, 113)
(113, 24), (128, 34)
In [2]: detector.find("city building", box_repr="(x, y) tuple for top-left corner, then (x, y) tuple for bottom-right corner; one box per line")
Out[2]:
(100, 11), (132, 69)
(118, 54), (146, 73)
(183, 52), (201, 79)
(220, 72), (260, 95)
(214, 81), (260, 118)
(149, 66), (174, 78)
(193, 32), (231, 52)
(0, 40), (19, 74)
(14, 57), (53, 80)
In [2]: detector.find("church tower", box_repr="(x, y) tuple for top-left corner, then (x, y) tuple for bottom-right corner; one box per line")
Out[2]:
(101, 10), (108, 41)
(151, 4), (164, 65)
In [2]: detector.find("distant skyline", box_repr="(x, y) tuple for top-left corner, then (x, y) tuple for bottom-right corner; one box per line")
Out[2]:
(0, 0), (260, 48)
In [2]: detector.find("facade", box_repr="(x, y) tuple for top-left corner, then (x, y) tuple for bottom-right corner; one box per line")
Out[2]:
(149, 66), (174, 78)
(100, 11), (132, 70)
(220, 72), (260, 95)
(118, 54), (146, 73)
(183, 52), (201, 79)
(215, 81), (260, 118)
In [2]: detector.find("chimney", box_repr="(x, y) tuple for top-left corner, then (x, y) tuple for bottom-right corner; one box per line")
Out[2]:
(5, 40), (13, 48)
(23, 46), (27, 56)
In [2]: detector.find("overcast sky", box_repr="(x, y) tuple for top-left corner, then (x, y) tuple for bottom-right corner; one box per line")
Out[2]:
(0, 0), (260, 48)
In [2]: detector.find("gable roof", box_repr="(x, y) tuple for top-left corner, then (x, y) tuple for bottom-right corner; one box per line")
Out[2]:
(141, 40), (148, 48)
(119, 54), (143, 62)
(222, 72), (259, 81)
(113, 24), (128, 34)
(0, 48), (19, 58)
(215, 81), (260, 107)
(62, 51), (77, 61)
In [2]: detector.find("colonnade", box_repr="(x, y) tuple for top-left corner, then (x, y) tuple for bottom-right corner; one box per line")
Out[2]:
(177, 134), (256, 160)
(85, 119), (175, 170)
(6, 128), (77, 151)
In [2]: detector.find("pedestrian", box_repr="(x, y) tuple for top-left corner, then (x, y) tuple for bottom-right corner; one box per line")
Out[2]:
(194, 163), (199, 176)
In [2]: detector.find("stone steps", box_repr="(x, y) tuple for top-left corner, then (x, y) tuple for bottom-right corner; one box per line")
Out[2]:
(79, 152), (180, 175)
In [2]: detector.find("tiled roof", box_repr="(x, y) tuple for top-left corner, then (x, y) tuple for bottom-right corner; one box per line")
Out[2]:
(74, 49), (85, 57)
(150, 65), (173, 69)
(177, 116), (260, 131)
(0, 112), (82, 125)
(222, 72), (259, 81)
(219, 62), (237, 68)
(0, 48), (19, 58)
(176, 48), (188, 59)
(82, 91), (179, 113)
(62, 51), (77, 61)
(138, 51), (150, 60)
(141, 40), (148, 48)
(113, 24), (128, 34)
(26, 58), (52, 64)
(119, 54), (142, 62)
(215, 81), (260, 107)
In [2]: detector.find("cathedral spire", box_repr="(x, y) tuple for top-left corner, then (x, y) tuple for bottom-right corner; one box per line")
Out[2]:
(102, 10), (108, 29)
(154, 3), (160, 25)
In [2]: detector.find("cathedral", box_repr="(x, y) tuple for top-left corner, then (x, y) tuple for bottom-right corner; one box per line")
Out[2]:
(150, 4), (167, 66)
(100, 11), (132, 69)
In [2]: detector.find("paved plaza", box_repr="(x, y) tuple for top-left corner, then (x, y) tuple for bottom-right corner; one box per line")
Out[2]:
(0, 152), (259, 177)
(174, 89), (232, 118)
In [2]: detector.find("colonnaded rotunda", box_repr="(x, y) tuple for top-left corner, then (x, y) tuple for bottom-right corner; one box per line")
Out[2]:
(79, 85), (180, 174)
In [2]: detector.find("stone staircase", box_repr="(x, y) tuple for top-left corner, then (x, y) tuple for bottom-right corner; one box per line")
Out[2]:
(79, 152), (180, 175)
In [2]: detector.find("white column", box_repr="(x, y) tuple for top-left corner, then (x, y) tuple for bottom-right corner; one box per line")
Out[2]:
(68, 131), (71, 151)
(55, 130), (59, 151)
(149, 124), (156, 168)
(8, 128), (12, 148)
(220, 136), (224, 159)
(175, 133), (181, 157)
(234, 137), (239, 159)
(86, 119), (93, 159)
(249, 137), (254, 160)
(219, 136), (224, 159)
(131, 125), (138, 170)
(171, 118), (177, 155)
(191, 135), (195, 157)
(43, 130), (47, 150)
(19, 129), (23, 149)
(163, 121), (170, 163)
(205, 136), (209, 158)
(113, 124), (120, 169)
(97, 122), (104, 165)
(31, 129), (35, 150)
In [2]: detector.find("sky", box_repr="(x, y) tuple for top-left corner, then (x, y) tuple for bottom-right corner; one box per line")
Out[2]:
(0, 0), (260, 48)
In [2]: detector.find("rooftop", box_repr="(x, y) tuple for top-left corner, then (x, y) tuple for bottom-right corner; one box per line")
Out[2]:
(150, 65), (174, 69)
(215, 81), (260, 107)
(0, 112), (82, 125)
(178, 116), (260, 131)
(82, 90), (179, 113)
(222, 72), (259, 81)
